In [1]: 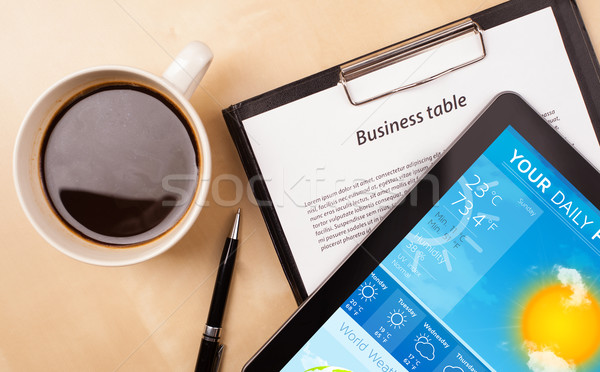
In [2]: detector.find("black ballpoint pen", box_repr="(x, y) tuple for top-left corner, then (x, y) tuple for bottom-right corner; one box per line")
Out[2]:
(195, 209), (240, 372)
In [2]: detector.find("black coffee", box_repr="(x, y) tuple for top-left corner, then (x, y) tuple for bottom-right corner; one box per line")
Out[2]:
(41, 84), (199, 246)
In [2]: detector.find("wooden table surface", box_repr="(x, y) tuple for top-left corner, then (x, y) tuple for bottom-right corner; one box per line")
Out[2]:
(2, 0), (600, 370)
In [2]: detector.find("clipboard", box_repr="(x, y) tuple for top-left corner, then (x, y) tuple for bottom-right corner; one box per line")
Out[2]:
(223, 0), (600, 304)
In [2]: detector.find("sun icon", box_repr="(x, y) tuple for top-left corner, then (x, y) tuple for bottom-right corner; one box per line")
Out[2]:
(415, 333), (430, 343)
(521, 283), (600, 364)
(358, 282), (378, 302)
(387, 309), (407, 329)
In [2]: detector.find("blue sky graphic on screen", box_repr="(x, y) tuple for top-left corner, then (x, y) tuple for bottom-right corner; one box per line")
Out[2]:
(282, 127), (600, 372)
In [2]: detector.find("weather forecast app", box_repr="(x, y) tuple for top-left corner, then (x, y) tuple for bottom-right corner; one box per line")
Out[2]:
(283, 127), (600, 372)
(340, 267), (482, 371)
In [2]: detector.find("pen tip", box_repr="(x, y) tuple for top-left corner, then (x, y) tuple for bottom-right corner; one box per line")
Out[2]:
(237, 208), (241, 214)
(230, 208), (241, 239)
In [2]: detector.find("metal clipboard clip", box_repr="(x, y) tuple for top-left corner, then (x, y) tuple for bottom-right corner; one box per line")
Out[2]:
(339, 19), (486, 106)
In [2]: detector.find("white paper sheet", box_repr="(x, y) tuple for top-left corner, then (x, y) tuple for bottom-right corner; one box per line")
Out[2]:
(243, 8), (600, 294)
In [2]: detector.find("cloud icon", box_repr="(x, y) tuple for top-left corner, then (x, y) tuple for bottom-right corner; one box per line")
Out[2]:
(526, 345), (575, 372)
(556, 265), (590, 307)
(415, 335), (435, 361)
(443, 367), (464, 372)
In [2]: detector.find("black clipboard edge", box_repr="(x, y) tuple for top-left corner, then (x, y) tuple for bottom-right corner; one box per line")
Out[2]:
(224, 67), (339, 122)
(223, 0), (600, 304)
(223, 104), (309, 303)
(560, 0), (600, 141)
(473, 0), (600, 142)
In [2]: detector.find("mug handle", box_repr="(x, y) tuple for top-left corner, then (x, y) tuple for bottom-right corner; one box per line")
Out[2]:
(162, 41), (213, 99)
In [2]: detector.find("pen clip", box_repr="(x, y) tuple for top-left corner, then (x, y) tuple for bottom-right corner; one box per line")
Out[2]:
(212, 344), (224, 372)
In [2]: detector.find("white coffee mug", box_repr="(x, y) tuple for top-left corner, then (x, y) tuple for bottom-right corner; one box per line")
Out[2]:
(13, 41), (213, 266)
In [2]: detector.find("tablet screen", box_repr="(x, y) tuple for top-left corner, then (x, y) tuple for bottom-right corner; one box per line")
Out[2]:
(282, 126), (600, 371)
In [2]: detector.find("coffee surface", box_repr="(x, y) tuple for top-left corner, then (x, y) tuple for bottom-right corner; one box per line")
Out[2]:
(42, 84), (199, 246)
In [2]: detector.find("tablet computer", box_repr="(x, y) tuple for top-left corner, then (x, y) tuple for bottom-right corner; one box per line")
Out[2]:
(244, 93), (600, 371)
